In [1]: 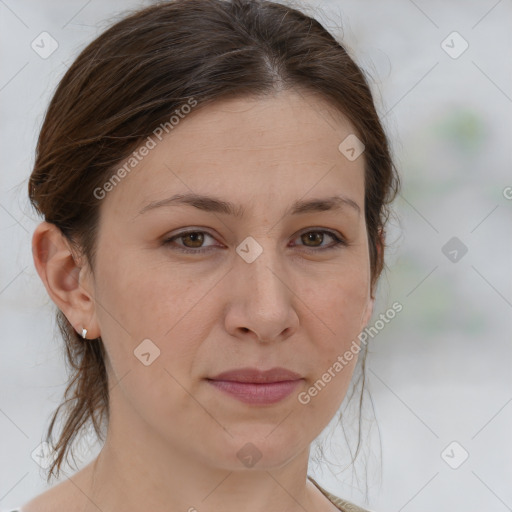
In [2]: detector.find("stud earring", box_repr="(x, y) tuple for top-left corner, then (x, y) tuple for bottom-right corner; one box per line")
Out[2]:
(81, 327), (88, 339)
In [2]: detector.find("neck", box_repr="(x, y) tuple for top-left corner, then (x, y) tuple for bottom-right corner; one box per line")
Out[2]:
(78, 392), (322, 512)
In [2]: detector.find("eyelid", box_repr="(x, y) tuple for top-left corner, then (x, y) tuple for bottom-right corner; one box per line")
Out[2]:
(163, 229), (220, 253)
(294, 228), (347, 250)
(162, 227), (347, 254)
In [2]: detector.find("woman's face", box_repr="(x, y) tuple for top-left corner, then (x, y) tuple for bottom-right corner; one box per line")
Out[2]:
(87, 89), (374, 469)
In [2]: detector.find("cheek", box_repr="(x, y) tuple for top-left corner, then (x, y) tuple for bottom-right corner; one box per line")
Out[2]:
(300, 261), (368, 402)
(95, 249), (197, 335)
(299, 285), (364, 424)
(93, 250), (215, 383)
(92, 252), (206, 430)
(305, 261), (370, 340)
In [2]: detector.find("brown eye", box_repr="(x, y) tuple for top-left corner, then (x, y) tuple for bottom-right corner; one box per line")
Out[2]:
(163, 228), (346, 255)
(181, 232), (205, 248)
(295, 230), (346, 251)
(301, 231), (324, 247)
(163, 230), (219, 254)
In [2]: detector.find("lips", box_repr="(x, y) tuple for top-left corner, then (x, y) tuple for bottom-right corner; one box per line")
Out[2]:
(206, 367), (304, 405)
(208, 367), (302, 384)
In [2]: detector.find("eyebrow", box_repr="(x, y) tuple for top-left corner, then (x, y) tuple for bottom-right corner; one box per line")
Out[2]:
(137, 192), (361, 218)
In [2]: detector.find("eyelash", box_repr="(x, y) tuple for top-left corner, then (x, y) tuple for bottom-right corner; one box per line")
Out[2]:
(162, 229), (347, 254)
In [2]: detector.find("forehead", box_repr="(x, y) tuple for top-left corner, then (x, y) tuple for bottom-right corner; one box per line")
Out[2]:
(100, 90), (365, 219)
(178, 90), (357, 153)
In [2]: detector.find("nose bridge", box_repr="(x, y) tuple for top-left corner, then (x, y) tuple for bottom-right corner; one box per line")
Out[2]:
(238, 235), (286, 305)
(231, 234), (297, 338)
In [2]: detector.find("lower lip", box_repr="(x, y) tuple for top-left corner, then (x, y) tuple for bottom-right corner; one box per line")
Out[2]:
(206, 379), (303, 405)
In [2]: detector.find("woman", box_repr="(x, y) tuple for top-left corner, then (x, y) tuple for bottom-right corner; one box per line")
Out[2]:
(11, 0), (400, 511)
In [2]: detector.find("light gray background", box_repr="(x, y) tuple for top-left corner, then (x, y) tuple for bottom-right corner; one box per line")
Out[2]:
(1, 1), (511, 511)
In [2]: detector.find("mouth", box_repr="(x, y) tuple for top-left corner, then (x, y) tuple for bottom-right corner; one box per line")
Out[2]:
(206, 367), (304, 405)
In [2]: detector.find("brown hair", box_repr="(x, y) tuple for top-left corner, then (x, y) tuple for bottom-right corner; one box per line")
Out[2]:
(28, 0), (400, 486)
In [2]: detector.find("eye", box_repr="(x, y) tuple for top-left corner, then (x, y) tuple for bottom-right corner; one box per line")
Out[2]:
(162, 230), (220, 254)
(162, 228), (346, 254)
(292, 229), (347, 251)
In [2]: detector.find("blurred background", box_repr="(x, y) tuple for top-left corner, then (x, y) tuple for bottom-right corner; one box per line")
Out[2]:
(0, 1), (511, 511)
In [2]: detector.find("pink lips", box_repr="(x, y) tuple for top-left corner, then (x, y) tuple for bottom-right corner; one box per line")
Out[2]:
(206, 367), (304, 405)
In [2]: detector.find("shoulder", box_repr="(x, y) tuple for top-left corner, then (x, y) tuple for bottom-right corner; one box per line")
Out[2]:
(12, 474), (86, 512)
(307, 475), (376, 512)
(14, 460), (97, 512)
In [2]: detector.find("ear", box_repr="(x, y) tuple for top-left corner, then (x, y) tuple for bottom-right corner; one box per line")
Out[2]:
(31, 221), (100, 339)
(361, 295), (375, 329)
(361, 226), (384, 328)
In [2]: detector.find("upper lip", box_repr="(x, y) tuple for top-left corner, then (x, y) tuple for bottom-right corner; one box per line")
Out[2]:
(208, 367), (303, 383)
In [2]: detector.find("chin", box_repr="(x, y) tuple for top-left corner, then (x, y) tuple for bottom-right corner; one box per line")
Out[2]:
(205, 429), (306, 471)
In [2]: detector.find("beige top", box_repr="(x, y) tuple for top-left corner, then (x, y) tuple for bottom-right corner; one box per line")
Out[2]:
(308, 475), (374, 512)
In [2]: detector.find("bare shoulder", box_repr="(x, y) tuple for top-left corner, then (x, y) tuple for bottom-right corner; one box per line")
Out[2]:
(21, 465), (93, 512)
(20, 482), (77, 512)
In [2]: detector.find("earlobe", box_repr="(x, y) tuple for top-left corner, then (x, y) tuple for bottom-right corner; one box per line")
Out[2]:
(31, 222), (100, 338)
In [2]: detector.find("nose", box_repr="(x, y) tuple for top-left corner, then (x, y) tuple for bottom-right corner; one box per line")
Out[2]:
(224, 245), (299, 344)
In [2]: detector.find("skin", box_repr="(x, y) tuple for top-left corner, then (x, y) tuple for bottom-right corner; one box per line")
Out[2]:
(30, 89), (377, 512)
